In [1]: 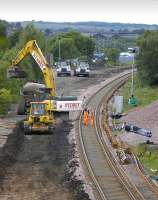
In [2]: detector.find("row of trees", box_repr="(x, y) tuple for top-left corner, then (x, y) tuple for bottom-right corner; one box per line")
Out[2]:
(0, 19), (157, 114)
(137, 31), (158, 85)
(47, 31), (95, 61)
(96, 30), (158, 84)
(0, 20), (95, 114)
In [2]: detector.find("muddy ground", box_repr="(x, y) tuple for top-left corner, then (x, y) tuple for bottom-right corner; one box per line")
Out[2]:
(0, 65), (130, 200)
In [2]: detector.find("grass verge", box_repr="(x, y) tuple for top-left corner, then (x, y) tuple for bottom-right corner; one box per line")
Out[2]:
(133, 144), (158, 176)
(120, 75), (158, 176)
(120, 75), (158, 112)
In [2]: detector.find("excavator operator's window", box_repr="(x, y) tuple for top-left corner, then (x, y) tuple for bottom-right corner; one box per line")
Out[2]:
(32, 103), (45, 115)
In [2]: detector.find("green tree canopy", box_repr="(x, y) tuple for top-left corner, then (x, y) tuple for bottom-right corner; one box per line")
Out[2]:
(47, 31), (95, 61)
(0, 20), (9, 50)
(137, 31), (158, 85)
(104, 48), (120, 65)
(15, 24), (46, 81)
(0, 23), (49, 114)
(0, 88), (12, 114)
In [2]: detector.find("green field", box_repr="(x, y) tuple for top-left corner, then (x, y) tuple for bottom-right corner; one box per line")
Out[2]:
(133, 144), (158, 176)
(121, 75), (158, 176)
(120, 75), (158, 112)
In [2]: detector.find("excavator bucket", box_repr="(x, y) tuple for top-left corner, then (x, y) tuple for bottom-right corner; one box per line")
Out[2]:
(7, 66), (27, 78)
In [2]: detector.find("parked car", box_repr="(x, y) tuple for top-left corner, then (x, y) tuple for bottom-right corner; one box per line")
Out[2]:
(125, 124), (152, 138)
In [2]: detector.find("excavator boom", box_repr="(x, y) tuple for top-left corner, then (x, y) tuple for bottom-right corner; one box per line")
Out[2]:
(8, 40), (56, 97)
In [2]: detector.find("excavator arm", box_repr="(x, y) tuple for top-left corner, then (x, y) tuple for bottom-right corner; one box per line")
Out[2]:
(8, 40), (56, 97)
(8, 40), (82, 116)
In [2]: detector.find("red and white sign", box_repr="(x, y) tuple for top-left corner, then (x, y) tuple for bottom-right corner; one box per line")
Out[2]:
(56, 101), (83, 111)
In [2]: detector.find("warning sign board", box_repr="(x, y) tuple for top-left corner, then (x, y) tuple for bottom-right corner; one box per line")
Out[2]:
(56, 101), (83, 111)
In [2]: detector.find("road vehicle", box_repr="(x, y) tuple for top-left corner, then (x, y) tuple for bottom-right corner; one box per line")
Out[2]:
(74, 61), (90, 77)
(125, 124), (152, 138)
(7, 40), (82, 133)
(56, 61), (71, 76)
(92, 52), (107, 65)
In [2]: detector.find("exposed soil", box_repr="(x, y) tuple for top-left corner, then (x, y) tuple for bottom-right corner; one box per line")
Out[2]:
(0, 65), (131, 200)
(0, 120), (74, 200)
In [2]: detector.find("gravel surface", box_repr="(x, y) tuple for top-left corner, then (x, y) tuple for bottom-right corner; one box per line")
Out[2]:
(120, 100), (158, 146)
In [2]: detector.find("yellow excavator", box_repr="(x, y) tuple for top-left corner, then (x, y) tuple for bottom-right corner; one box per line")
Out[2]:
(7, 40), (80, 134)
(8, 40), (56, 95)
(23, 100), (55, 134)
(7, 40), (57, 134)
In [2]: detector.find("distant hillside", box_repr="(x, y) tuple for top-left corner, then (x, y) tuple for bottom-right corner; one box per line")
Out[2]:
(19, 21), (158, 32)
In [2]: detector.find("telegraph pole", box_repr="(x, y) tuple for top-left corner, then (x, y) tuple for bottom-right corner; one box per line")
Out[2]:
(58, 36), (61, 61)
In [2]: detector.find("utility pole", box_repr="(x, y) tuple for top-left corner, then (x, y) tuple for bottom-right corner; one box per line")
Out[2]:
(128, 48), (138, 106)
(58, 36), (61, 61)
(131, 53), (135, 96)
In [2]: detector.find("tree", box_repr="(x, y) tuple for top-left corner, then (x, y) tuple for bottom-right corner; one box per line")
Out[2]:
(16, 24), (46, 81)
(47, 31), (95, 61)
(9, 28), (23, 47)
(18, 24), (45, 50)
(0, 20), (7, 36)
(64, 32), (95, 58)
(137, 31), (158, 85)
(51, 37), (81, 61)
(0, 88), (12, 114)
(0, 20), (9, 50)
(104, 48), (120, 65)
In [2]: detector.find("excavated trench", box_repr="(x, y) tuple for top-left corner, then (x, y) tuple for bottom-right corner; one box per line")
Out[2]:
(0, 66), (131, 200)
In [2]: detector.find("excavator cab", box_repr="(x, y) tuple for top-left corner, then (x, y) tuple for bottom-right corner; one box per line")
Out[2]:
(31, 102), (45, 116)
(7, 66), (27, 78)
(23, 102), (55, 134)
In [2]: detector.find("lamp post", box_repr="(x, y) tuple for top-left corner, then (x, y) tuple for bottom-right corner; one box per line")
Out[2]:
(131, 53), (135, 96)
(128, 50), (138, 106)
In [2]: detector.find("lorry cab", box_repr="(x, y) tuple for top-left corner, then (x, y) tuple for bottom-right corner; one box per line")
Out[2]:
(56, 61), (71, 76)
(74, 62), (90, 77)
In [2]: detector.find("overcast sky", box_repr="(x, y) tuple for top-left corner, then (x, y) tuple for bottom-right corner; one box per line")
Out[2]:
(0, 0), (158, 24)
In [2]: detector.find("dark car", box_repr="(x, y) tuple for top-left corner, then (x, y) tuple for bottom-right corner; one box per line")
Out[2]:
(125, 124), (152, 138)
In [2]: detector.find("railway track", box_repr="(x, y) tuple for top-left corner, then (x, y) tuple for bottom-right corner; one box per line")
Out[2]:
(78, 73), (158, 200)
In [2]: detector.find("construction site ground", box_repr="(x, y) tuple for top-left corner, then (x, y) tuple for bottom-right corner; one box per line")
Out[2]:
(0, 65), (129, 200)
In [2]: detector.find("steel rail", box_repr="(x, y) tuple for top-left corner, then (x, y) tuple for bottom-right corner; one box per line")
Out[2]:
(78, 72), (141, 200)
(78, 71), (158, 200)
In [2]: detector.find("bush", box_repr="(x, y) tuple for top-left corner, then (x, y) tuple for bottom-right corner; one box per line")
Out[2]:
(0, 88), (12, 115)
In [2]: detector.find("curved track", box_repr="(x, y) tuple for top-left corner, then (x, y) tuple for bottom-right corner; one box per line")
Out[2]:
(78, 73), (158, 200)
